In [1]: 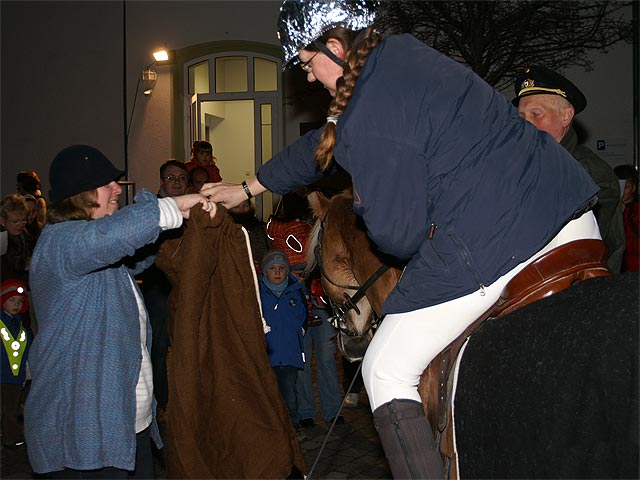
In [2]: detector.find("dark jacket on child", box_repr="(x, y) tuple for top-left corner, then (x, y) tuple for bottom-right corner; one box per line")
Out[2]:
(0, 310), (31, 384)
(259, 275), (306, 369)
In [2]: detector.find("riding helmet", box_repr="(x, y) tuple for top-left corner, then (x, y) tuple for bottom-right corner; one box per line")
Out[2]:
(277, 0), (378, 69)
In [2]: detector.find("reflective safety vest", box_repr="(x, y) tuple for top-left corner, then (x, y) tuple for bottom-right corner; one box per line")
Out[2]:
(0, 320), (27, 376)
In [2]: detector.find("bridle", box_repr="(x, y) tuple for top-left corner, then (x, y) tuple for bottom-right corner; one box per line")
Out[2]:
(315, 215), (389, 337)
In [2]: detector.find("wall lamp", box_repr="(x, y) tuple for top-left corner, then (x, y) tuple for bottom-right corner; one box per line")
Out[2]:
(152, 48), (176, 66)
(142, 68), (157, 96)
(139, 47), (173, 97)
(128, 46), (175, 134)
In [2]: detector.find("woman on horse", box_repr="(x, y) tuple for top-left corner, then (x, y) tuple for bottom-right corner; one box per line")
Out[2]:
(204, 1), (601, 477)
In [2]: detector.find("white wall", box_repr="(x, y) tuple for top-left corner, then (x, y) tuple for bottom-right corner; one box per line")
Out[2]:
(1, 0), (282, 199)
(123, 1), (282, 194)
(1, 1), (635, 201)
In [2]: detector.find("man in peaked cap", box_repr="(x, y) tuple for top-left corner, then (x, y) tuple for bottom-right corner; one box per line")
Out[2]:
(514, 66), (625, 274)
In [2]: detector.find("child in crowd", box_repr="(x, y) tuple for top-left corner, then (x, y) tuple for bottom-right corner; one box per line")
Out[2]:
(258, 249), (306, 428)
(0, 194), (34, 284)
(187, 165), (210, 194)
(1, 279), (32, 448)
(186, 141), (222, 183)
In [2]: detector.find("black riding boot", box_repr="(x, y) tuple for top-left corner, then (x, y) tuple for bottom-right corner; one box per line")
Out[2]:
(373, 399), (444, 479)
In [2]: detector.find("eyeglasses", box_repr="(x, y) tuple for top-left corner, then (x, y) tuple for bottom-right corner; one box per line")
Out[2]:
(299, 51), (320, 73)
(162, 174), (188, 183)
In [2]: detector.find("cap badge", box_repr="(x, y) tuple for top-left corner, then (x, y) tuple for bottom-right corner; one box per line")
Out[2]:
(521, 79), (534, 90)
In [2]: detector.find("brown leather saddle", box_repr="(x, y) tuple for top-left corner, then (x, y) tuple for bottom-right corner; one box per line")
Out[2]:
(417, 239), (611, 479)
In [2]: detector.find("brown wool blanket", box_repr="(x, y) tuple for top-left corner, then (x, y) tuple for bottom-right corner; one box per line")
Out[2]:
(156, 206), (306, 479)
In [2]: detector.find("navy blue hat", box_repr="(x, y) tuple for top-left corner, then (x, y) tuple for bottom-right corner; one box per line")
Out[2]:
(49, 145), (124, 202)
(512, 66), (587, 114)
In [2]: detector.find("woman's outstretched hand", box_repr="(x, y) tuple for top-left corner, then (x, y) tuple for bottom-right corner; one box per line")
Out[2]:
(173, 193), (217, 219)
(201, 177), (267, 209)
(200, 182), (246, 209)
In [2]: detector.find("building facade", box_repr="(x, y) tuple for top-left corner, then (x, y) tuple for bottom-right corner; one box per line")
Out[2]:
(1, 1), (635, 218)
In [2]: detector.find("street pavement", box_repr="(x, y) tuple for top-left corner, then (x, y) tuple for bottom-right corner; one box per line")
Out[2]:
(1, 385), (391, 480)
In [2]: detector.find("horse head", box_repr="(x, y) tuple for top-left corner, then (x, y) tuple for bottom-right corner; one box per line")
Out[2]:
(305, 190), (403, 361)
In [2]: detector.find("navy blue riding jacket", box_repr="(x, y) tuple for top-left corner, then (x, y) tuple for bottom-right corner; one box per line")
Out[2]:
(258, 34), (598, 315)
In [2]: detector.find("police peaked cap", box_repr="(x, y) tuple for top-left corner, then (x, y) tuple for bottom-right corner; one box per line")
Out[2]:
(512, 65), (587, 114)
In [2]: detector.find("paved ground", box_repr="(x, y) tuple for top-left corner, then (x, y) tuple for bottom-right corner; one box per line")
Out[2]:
(0, 394), (390, 480)
(295, 391), (391, 479)
(2, 366), (391, 479)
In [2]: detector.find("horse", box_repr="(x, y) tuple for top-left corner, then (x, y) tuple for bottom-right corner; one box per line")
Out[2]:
(305, 190), (404, 361)
(305, 189), (639, 479)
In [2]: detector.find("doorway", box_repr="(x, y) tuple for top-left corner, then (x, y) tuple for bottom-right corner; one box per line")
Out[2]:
(186, 51), (281, 220)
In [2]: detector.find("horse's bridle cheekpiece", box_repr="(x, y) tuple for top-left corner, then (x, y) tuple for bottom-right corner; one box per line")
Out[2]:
(315, 215), (389, 337)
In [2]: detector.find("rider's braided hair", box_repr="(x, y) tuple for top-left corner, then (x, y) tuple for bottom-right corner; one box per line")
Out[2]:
(314, 25), (381, 171)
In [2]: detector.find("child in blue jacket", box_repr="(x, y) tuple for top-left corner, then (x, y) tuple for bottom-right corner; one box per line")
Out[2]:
(1, 278), (32, 448)
(259, 249), (306, 428)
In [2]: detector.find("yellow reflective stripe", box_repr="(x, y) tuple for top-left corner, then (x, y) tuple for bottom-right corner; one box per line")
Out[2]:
(0, 320), (27, 376)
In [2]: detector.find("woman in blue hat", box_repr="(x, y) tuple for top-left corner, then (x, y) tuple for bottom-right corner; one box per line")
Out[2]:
(24, 145), (216, 478)
(205, 2), (602, 477)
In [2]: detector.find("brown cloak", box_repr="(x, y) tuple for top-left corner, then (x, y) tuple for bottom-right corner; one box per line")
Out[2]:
(156, 206), (306, 479)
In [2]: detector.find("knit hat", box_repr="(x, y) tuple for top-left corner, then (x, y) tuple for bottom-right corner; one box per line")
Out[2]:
(261, 249), (291, 275)
(49, 145), (124, 203)
(1, 279), (29, 314)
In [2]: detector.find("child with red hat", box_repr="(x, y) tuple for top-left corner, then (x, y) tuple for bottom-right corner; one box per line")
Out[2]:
(0, 278), (32, 449)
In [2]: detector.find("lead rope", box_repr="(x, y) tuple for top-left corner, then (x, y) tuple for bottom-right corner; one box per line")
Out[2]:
(306, 361), (364, 480)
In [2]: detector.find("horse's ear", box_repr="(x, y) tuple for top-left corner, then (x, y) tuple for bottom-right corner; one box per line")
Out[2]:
(307, 191), (330, 219)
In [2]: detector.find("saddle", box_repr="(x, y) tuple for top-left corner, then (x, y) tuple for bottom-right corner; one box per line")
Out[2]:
(418, 239), (611, 479)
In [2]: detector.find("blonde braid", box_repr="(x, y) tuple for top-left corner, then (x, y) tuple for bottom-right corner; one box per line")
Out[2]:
(314, 26), (381, 171)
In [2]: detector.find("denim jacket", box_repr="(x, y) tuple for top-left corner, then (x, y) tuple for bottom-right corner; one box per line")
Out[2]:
(25, 190), (164, 473)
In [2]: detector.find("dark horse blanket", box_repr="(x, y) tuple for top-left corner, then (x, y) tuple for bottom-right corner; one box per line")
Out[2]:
(456, 272), (639, 478)
(156, 206), (306, 478)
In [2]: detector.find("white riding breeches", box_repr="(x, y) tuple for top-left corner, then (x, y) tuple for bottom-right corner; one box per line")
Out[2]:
(362, 211), (601, 410)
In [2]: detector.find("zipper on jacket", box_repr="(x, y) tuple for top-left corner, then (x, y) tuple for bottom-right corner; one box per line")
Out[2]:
(448, 233), (487, 291)
(426, 222), (448, 269)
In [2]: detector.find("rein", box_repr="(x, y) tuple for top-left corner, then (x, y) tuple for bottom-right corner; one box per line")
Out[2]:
(315, 215), (389, 336)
